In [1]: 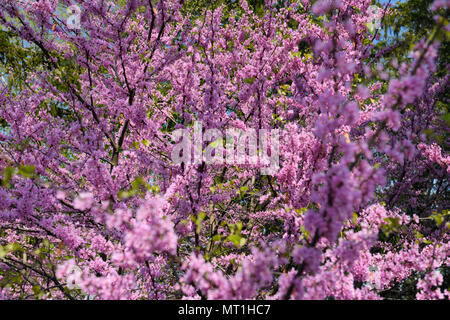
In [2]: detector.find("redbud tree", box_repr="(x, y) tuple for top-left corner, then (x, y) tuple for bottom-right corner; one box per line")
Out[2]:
(0, 0), (448, 300)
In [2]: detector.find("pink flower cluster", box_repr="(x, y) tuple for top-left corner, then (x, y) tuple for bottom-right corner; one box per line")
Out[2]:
(0, 0), (448, 300)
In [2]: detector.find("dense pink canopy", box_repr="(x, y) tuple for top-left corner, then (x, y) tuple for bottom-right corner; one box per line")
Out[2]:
(0, 0), (448, 300)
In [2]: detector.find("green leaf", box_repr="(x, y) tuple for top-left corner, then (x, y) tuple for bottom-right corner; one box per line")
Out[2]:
(131, 141), (140, 149)
(240, 186), (248, 193)
(2, 166), (15, 187)
(226, 222), (245, 248)
(118, 176), (149, 199)
(0, 246), (7, 259)
(243, 77), (255, 84)
(440, 113), (450, 125)
(352, 212), (358, 224)
(208, 138), (221, 149)
(18, 165), (35, 178)
(381, 217), (401, 236)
